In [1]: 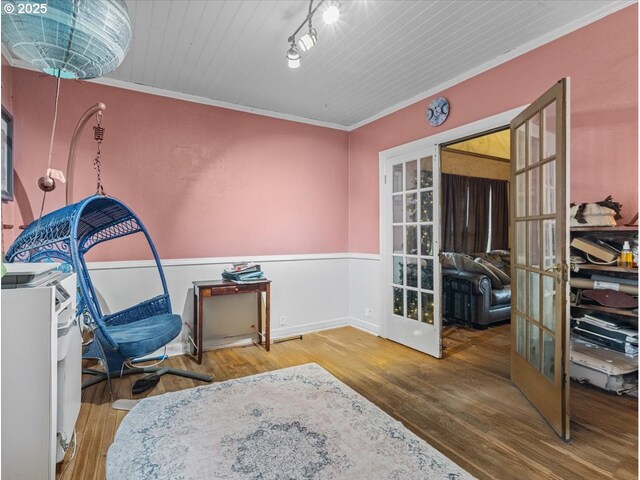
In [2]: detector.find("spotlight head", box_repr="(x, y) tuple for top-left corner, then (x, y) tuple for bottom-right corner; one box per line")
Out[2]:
(298, 28), (317, 52)
(323, 3), (340, 24)
(286, 43), (301, 69)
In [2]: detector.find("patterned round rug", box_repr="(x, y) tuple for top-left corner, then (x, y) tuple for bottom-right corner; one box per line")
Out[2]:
(107, 363), (475, 479)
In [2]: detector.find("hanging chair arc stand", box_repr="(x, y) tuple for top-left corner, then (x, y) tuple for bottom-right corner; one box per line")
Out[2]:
(6, 195), (212, 392)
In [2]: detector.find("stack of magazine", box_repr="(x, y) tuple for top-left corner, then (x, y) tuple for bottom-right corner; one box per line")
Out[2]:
(221, 262), (267, 284)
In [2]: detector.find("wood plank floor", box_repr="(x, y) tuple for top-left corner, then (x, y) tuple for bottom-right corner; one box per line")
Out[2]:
(59, 325), (638, 479)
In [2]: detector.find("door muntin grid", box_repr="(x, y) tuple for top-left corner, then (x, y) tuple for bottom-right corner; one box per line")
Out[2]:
(513, 100), (559, 383)
(391, 157), (436, 324)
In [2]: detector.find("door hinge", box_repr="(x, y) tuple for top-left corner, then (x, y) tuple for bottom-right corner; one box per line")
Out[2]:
(384, 174), (387, 184)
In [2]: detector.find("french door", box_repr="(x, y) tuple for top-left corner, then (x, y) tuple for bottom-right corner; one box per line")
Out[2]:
(510, 79), (570, 439)
(382, 152), (442, 357)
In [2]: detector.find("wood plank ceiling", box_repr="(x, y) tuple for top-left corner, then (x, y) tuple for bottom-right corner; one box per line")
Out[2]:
(104, 1), (629, 127)
(447, 129), (511, 160)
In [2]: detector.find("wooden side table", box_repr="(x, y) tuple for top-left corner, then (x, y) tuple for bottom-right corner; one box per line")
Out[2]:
(190, 279), (271, 364)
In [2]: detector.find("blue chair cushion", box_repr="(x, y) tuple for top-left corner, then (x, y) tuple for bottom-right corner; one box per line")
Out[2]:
(106, 313), (182, 359)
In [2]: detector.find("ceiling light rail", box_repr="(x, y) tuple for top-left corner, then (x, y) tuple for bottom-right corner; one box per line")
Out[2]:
(286, 0), (340, 69)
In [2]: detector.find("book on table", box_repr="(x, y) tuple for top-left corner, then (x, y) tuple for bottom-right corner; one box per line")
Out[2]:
(221, 268), (266, 283)
(224, 262), (260, 274)
(230, 277), (270, 284)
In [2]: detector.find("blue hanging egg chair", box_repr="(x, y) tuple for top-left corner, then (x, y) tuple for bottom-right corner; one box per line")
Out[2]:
(5, 195), (212, 391)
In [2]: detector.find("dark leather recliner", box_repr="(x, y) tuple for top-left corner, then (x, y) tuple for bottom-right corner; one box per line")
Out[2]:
(443, 268), (511, 328)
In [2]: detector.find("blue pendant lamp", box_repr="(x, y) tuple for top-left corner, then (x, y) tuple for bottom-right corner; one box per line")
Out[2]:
(1, 0), (131, 79)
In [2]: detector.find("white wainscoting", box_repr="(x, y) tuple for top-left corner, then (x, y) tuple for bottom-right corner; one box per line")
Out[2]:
(86, 253), (379, 356)
(348, 255), (382, 336)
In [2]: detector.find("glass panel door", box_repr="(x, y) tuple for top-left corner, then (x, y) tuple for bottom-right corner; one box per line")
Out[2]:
(385, 151), (441, 357)
(510, 79), (570, 440)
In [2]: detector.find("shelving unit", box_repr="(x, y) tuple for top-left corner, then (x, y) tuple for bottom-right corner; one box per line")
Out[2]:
(569, 225), (638, 394)
(570, 225), (638, 319)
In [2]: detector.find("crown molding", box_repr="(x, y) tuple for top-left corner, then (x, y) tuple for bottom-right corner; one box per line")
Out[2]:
(87, 75), (351, 132)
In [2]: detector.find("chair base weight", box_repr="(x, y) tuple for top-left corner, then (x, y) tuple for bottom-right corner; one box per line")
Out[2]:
(132, 367), (167, 394)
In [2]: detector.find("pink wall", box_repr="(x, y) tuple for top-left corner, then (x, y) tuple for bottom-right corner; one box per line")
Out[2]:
(2, 6), (637, 260)
(1, 56), (17, 252)
(3, 69), (349, 260)
(348, 5), (638, 253)
(1, 56), (12, 112)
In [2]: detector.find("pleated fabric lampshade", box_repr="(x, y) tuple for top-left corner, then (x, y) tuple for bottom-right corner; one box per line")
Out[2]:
(1, 0), (131, 79)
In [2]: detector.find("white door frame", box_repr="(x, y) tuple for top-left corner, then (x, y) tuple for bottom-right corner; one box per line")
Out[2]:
(379, 106), (526, 343)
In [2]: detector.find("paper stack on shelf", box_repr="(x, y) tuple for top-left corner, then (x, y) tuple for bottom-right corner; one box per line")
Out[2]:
(571, 313), (638, 357)
(570, 336), (638, 395)
(221, 262), (267, 283)
(570, 312), (638, 395)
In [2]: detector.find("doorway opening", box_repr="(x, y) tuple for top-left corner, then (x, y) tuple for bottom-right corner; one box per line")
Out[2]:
(437, 127), (512, 354)
(436, 124), (514, 418)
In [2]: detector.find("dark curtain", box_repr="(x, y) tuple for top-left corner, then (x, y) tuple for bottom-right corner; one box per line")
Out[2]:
(442, 174), (468, 253)
(442, 174), (509, 253)
(490, 179), (509, 250)
(467, 177), (490, 252)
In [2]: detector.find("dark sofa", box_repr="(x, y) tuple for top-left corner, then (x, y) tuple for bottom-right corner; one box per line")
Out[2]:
(441, 252), (512, 329)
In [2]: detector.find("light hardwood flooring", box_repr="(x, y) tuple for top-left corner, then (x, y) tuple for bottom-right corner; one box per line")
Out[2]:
(60, 325), (638, 479)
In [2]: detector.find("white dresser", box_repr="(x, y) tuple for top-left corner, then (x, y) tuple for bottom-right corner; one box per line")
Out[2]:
(1, 268), (81, 480)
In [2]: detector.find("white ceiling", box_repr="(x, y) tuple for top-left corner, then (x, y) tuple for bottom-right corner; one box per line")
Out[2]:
(6, 0), (635, 129)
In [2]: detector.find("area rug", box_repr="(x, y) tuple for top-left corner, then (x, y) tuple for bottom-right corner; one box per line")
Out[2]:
(107, 363), (475, 479)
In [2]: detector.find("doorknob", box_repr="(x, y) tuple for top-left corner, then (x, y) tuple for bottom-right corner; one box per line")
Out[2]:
(545, 263), (568, 283)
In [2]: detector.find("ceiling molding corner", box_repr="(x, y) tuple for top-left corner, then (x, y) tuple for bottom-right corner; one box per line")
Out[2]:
(84, 76), (351, 132)
(5, 59), (350, 132)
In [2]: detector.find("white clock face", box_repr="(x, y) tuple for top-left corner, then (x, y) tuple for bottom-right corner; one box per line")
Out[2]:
(427, 97), (450, 127)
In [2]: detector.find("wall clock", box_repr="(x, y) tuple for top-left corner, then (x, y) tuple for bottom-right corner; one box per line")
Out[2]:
(427, 97), (450, 127)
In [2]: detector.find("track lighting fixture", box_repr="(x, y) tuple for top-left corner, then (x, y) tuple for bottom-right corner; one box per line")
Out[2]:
(286, 0), (340, 68)
(287, 42), (301, 69)
(299, 27), (317, 53)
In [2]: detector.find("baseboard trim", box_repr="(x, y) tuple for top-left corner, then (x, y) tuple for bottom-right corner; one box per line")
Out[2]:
(137, 342), (185, 360)
(165, 316), (380, 356)
(348, 317), (381, 336)
(270, 317), (352, 338)
(165, 343), (185, 358)
(202, 335), (256, 351)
